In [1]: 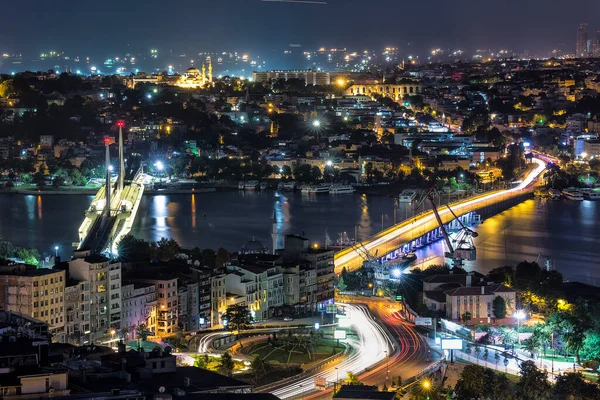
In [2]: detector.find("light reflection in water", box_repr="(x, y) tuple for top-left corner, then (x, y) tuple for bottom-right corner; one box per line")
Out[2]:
(37, 196), (42, 219)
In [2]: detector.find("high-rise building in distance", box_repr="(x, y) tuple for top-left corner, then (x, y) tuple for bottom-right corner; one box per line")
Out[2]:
(595, 29), (600, 58)
(577, 23), (589, 58)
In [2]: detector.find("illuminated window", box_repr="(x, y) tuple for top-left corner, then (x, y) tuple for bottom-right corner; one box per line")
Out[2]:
(98, 284), (106, 293)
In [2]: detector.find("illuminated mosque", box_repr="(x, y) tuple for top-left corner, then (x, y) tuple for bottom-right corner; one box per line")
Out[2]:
(176, 57), (213, 88)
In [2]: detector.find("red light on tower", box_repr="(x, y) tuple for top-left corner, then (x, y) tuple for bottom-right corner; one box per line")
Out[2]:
(116, 121), (125, 128)
(103, 137), (111, 145)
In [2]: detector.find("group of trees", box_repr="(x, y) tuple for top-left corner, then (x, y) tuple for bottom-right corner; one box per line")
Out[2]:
(0, 239), (42, 266)
(116, 234), (230, 267)
(453, 362), (600, 400)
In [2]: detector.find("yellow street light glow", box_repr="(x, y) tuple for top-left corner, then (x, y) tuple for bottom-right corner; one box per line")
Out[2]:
(422, 379), (431, 389)
(337, 78), (345, 86)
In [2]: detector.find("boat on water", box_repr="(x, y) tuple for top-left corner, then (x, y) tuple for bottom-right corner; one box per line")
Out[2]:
(300, 185), (312, 194)
(399, 189), (418, 203)
(244, 180), (259, 190)
(329, 184), (355, 194)
(282, 181), (297, 191)
(583, 189), (600, 200)
(562, 188), (584, 201)
(549, 188), (561, 200)
(238, 181), (245, 190)
(303, 183), (330, 194)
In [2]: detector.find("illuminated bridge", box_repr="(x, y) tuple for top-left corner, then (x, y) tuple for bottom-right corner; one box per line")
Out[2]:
(334, 158), (547, 273)
(77, 123), (145, 255)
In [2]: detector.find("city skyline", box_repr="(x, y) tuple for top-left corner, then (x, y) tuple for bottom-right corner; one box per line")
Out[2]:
(2, 0), (600, 60)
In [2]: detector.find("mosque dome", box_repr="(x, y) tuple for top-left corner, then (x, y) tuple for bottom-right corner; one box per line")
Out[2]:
(186, 67), (200, 75)
(241, 238), (268, 255)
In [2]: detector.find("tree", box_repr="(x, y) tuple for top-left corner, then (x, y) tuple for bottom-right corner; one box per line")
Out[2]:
(503, 357), (509, 372)
(219, 351), (235, 376)
(515, 360), (551, 400)
(33, 172), (45, 189)
(225, 304), (251, 333)
(494, 351), (500, 367)
(492, 296), (507, 320)
(454, 364), (487, 399)
(553, 372), (600, 400)
(461, 311), (472, 325)
(345, 371), (361, 385)
(117, 234), (151, 262)
(151, 237), (181, 261)
(137, 323), (149, 341)
(215, 247), (230, 268)
(251, 356), (266, 383)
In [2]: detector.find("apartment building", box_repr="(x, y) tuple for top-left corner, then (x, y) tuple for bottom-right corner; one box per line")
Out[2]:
(190, 266), (215, 329)
(68, 253), (122, 339)
(121, 282), (157, 339)
(64, 280), (91, 345)
(209, 270), (227, 328)
(0, 264), (66, 342)
(226, 255), (284, 320)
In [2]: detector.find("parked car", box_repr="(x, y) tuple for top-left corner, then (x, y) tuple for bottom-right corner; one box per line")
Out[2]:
(283, 317), (294, 322)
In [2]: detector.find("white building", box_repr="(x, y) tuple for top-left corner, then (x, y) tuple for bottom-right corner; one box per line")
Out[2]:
(226, 259), (284, 320)
(68, 252), (122, 339)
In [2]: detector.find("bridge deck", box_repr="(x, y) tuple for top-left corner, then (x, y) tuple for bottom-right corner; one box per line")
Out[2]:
(334, 159), (546, 273)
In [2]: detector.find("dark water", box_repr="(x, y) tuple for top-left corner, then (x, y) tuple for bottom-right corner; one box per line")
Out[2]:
(0, 192), (598, 286)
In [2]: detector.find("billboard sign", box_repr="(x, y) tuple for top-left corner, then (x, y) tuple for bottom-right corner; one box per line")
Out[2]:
(441, 338), (463, 350)
(314, 376), (327, 391)
(415, 317), (433, 327)
(334, 330), (347, 339)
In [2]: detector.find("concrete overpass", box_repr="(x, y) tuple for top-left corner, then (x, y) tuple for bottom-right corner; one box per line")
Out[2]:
(334, 158), (547, 273)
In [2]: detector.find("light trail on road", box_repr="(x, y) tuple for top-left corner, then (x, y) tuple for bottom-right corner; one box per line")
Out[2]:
(335, 158), (547, 272)
(269, 304), (392, 399)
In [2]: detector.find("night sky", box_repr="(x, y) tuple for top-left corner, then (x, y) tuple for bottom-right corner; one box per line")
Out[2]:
(3, 0), (600, 57)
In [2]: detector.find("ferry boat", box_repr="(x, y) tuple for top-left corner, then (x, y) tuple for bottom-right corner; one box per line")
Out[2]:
(399, 189), (418, 203)
(329, 184), (355, 194)
(310, 184), (331, 194)
(244, 180), (259, 190)
(562, 188), (584, 201)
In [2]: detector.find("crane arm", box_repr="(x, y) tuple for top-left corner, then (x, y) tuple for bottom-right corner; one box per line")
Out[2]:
(427, 193), (454, 253)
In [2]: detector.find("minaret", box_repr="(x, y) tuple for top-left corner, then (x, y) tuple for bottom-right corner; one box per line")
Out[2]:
(201, 61), (206, 85)
(271, 211), (278, 255)
(118, 122), (125, 193)
(208, 57), (213, 84)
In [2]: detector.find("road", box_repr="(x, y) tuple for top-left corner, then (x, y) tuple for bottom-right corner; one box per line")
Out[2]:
(334, 158), (547, 272)
(269, 304), (393, 399)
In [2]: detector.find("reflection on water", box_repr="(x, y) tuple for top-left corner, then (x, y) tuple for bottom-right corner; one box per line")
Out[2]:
(0, 192), (599, 285)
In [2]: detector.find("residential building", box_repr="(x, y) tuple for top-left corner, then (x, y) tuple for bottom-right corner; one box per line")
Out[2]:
(445, 283), (516, 324)
(0, 264), (66, 342)
(68, 253), (122, 339)
(281, 235), (334, 311)
(120, 282), (157, 339)
(128, 275), (178, 337)
(64, 279), (91, 345)
(226, 255), (284, 320)
(209, 270), (227, 328)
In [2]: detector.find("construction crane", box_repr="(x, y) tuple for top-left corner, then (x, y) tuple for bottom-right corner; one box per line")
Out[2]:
(423, 189), (478, 268)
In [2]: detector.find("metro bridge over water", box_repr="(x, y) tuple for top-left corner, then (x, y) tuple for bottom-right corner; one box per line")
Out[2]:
(77, 123), (145, 255)
(333, 158), (547, 273)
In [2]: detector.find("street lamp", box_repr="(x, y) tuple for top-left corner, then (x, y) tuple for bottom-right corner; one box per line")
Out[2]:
(384, 350), (389, 380)
(155, 161), (164, 171)
(514, 310), (526, 345)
